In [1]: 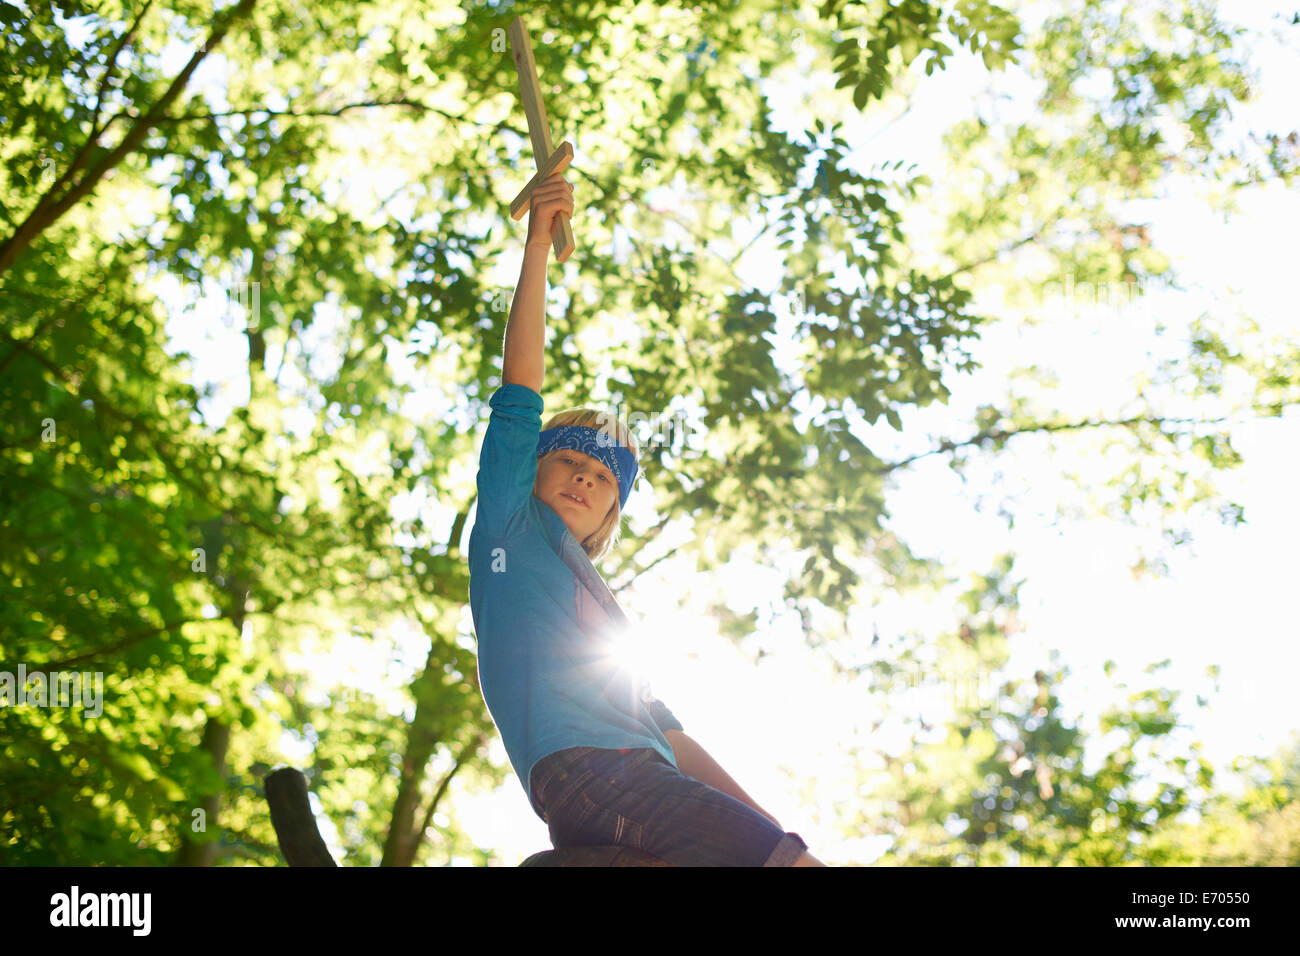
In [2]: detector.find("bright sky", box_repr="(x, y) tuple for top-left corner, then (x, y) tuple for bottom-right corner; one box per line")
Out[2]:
(139, 2), (1299, 865)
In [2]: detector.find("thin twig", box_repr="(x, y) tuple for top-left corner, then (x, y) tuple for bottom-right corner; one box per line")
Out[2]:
(152, 97), (520, 137)
(873, 413), (1237, 476)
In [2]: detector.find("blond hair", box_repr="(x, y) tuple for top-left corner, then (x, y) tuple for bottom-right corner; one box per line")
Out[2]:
(535, 407), (640, 562)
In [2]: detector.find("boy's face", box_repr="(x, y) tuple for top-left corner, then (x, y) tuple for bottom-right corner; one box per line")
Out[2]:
(533, 446), (618, 544)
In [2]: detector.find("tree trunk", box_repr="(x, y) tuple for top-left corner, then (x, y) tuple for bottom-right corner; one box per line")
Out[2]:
(174, 715), (230, 866)
(379, 641), (444, 866)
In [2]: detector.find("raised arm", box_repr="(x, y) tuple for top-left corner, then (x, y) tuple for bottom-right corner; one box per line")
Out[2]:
(501, 174), (574, 394)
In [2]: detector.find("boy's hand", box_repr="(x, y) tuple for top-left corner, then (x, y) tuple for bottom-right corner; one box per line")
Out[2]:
(525, 173), (575, 255)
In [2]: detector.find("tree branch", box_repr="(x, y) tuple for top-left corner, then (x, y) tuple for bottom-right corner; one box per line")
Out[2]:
(411, 730), (487, 865)
(38, 608), (253, 670)
(85, 0), (158, 153)
(448, 506), (470, 558)
(150, 96), (519, 136)
(609, 513), (676, 594)
(944, 229), (1043, 281)
(26, 0), (158, 235)
(0, 0), (259, 275)
(872, 412), (1239, 476)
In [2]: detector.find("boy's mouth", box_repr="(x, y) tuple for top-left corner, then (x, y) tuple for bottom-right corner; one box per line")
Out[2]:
(560, 491), (588, 508)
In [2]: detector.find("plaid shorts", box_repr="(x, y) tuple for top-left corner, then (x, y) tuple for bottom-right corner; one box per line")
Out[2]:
(529, 746), (809, 867)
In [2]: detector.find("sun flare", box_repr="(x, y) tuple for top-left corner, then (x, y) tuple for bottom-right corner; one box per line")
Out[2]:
(606, 623), (653, 685)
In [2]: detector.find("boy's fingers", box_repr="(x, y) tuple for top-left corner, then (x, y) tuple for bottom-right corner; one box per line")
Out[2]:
(533, 189), (575, 212)
(534, 183), (572, 203)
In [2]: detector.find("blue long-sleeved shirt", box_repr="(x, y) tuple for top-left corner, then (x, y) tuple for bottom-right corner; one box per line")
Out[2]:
(467, 383), (682, 820)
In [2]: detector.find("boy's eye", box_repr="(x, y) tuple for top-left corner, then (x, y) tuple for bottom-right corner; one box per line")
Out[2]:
(562, 457), (609, 481)
(561, 457), (611, 486)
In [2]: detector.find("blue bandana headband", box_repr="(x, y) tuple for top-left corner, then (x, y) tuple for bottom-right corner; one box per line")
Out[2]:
(537, 425), (638, 509)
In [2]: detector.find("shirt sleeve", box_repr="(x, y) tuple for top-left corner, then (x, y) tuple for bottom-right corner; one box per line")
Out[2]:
(474, 383), (544, 537)
(640, 678), (684, 734)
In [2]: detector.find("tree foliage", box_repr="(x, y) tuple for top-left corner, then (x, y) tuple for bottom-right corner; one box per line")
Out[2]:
(1, 0), (1295, 864)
